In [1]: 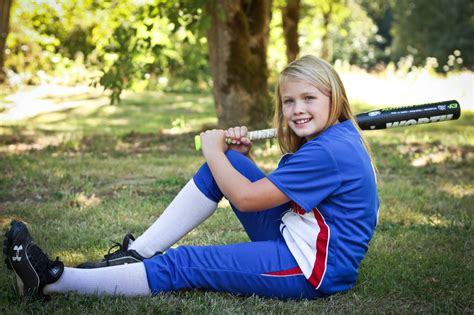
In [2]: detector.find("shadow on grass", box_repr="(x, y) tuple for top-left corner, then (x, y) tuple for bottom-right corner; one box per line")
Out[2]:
(0, 128), (200, 155)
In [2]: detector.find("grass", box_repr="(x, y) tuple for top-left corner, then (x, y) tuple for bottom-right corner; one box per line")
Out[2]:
(0, 89), (473, 313)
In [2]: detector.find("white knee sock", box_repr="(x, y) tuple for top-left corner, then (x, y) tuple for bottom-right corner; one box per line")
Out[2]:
(129, 179), (217, 257)
(43, 263), (151, 296)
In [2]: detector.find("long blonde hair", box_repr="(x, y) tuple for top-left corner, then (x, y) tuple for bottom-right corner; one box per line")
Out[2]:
(274, 55), (375, 163)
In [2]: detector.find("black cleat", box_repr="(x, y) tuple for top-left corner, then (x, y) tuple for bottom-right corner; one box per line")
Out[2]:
(3, 220), (64, 298)
(76, 233), (148, 268)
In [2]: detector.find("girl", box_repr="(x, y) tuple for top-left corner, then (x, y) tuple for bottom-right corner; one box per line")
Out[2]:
(4, 55), (379, 300)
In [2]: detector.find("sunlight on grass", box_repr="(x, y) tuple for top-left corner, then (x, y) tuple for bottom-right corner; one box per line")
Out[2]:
(55, 251), (89, 266)
(70, 192), (101, 208)
(0, 134), (63, 153)
(440, 184), (473, 198)
(218, 199), (231, 209)
(381, 206), (464, 227)
(106, 118), (130, 126)
(0, 85), (109, 121)
(1, 87), (216, 138)
(0, 215), (21, 229)
(394, 142), (474, 167)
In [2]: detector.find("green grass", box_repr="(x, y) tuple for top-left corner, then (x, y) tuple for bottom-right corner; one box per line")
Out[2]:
(1, 90), (473, 313)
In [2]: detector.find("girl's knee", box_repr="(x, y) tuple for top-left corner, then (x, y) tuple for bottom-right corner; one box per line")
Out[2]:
(193, 150), (264, 202)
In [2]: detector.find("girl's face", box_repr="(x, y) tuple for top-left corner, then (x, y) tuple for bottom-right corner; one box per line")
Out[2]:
(281, 78), (333, 141)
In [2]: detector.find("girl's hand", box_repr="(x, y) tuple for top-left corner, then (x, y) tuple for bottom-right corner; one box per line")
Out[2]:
(225, 126), (252, 156)
(200, 129), (228, 159)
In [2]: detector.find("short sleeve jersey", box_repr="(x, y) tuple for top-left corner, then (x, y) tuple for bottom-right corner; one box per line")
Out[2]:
(267, 119), (379, 295)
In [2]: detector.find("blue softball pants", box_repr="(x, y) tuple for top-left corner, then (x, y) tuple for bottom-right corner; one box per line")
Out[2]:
(143, 150), (321, 299)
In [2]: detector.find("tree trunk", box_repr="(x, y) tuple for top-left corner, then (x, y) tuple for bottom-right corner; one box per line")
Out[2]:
(321, 6), (333, 62)
(207, 0), (273, 129)
(0, 0), (13, 83)
(281, 0), (300, 63)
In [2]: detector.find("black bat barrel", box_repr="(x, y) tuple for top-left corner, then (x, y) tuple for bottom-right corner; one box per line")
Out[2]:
(355, 100), (461, 130)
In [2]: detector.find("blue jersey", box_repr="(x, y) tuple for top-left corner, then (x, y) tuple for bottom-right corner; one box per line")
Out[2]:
(267, 119), (379, 294)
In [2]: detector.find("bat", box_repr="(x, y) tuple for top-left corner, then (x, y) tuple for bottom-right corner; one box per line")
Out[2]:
(194, 100), (461, 150)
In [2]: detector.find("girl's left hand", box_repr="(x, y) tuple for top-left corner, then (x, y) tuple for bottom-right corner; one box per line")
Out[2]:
(200, 129), (227, 159)
(225, 126), (252, 156)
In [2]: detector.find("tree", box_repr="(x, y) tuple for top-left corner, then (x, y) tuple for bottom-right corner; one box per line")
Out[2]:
(320, 2), (333, 62)
(391, 0), (474, 71)
(359, 0), (394, 60)
(207, 0), (273, 128)
(281, 0), (301, 63)
(94, 0), (275, 126)
(318, 0), (348, 62)
(0, 0), (13, 83)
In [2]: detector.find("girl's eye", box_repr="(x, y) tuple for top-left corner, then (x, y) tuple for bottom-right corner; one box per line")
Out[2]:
(305, 96), (315, 101)
(283, 99), (294, 105)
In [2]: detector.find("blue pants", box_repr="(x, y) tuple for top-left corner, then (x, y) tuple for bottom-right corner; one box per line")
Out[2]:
(143, 150), (320, 299)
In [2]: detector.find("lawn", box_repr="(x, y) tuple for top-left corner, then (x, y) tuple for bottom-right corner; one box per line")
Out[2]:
(0, 89), (473, 313)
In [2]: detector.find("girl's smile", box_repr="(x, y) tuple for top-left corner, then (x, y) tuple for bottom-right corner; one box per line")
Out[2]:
(281, 78), (333, 140)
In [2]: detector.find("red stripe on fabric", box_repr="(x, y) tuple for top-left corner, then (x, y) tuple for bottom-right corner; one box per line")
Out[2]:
(290, 201), (306, 215)
(308, 208), (329, 289)
(262, 266), (303, 277)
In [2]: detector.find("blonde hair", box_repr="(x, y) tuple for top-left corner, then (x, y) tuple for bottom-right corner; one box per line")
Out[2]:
(273, 55), (375, 163)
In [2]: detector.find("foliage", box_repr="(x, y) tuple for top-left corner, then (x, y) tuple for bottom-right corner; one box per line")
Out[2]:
(330, 1), (378, 67)
(359, 0), (394, 64)
(390, 0), (474, 72)
(4, 0), (473, 97)
(96, 9), (172, 104)
(5, 0), (98, 85)
(280, 0), (379, 68)
(5, 0), (210, 100)
(96, 1), (212, 104)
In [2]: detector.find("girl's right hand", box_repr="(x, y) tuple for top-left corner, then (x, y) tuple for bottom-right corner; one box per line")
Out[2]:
(225, 126), (252, 156)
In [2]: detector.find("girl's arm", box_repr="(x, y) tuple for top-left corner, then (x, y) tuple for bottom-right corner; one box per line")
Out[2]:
(200, 129), (289, 212)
